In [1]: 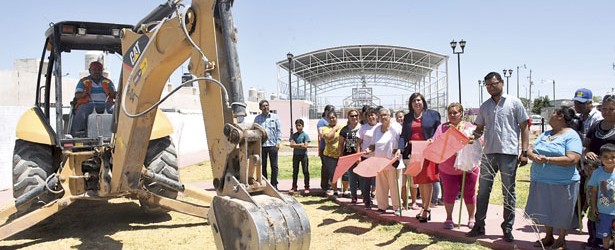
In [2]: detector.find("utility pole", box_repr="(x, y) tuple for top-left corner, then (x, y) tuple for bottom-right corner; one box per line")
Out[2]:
(528, 70), (533, 112)
(478, 80), (484, 107)
(516, 64), (527, 99)
(552, 80), (555, 102)
(516, 66), (520, 99)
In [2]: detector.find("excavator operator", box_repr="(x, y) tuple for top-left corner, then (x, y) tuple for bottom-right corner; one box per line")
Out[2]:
(71, 61), (116, 136)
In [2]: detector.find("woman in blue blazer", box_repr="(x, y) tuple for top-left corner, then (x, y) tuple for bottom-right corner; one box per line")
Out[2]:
(399, 92), (441, 222)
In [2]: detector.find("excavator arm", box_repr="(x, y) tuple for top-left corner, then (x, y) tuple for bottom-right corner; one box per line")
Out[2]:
(0, 1), (309, 247)
(112, 0), (310, 248)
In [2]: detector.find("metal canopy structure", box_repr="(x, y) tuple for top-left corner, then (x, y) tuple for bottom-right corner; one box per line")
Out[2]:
(276, 45), (449, 118)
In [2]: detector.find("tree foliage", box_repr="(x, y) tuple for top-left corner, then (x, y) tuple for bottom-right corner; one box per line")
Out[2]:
(531, 96), (551, 114)
(520, 97), (530, 109)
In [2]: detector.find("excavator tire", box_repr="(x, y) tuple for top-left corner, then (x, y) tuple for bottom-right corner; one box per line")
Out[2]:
(209, 194), (311, 250)
(12, 139), (56, 214)
(140, 136), (180, 213)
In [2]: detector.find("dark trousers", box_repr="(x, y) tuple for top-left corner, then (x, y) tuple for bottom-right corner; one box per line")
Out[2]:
(587, 220), (598, 246)
(323, 156), (339, 185)
(474, 154), (518, 232)
(579, 172), (599, 245)
(362, 177), (375, 203)
(261, 146), (279, 186)
(320, 156), (330, 191)
(348, 164), (362, 197)
(292, 154), (310, 189)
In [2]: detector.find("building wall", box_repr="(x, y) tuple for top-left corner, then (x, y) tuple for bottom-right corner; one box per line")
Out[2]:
(267, 99), (312, 139)
(0, 59), (77, 107)
(0, 107), (28, 190)
(0, 58), (322, 190)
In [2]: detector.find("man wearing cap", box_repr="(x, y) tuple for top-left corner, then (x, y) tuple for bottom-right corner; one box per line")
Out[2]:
(573, 88), (603, 135)
(71, 61), (116, 136)
(572, 88), (603, 249)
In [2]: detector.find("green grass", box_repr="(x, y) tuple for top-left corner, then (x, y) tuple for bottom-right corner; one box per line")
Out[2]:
(275, 154), (531, 209)
(277, 155), (322, 180)
(179, 154), (524, 249)
(183, 152), (531, 209)
(487, 163), (531, 209)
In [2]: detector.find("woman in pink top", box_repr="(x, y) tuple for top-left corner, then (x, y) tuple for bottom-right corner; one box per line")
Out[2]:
(433, 102), (479, 229)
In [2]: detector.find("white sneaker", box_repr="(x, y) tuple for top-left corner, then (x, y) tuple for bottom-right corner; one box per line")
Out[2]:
(394, 209), (403, 216)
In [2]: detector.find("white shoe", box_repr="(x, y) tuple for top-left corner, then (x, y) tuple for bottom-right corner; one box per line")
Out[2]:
(394, 209), (403, 216)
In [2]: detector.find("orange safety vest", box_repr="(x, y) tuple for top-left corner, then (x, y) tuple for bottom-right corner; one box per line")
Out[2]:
(75, 77), (115, 109)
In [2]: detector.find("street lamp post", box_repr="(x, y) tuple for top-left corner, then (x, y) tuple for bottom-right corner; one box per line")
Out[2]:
(503, 69), (512, 94)
(287, 52), (294, 135)
(450, 40), (466, 103)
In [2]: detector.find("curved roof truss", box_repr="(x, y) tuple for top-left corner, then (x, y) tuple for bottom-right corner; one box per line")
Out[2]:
(275, 45), (449, 117)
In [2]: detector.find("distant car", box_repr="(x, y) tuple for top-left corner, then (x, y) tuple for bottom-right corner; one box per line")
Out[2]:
(530, 115), (542, 125)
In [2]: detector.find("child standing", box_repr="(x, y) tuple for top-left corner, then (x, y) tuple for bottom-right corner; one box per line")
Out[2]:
(589, 143), (615, 249)
(290, 119), (311, 194)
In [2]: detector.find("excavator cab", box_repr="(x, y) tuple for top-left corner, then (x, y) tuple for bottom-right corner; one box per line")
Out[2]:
(9, 20), (178, 211)
(1, 1), (311, 248)
(19, 21), (174, 149)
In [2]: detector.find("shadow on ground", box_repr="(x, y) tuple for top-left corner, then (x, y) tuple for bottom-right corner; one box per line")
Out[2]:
(4, 199), (205, 250)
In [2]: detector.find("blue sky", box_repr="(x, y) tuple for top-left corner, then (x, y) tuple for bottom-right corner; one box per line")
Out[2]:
(2, 1), (615, 109)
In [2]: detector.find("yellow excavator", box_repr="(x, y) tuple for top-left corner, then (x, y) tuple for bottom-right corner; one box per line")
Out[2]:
(0, 0), (311, 248)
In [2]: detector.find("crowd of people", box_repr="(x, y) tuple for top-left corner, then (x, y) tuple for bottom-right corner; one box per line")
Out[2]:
(253, 71), (615, 249)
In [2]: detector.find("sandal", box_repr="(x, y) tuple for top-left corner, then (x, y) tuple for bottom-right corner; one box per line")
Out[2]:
(415, 209), (423, 219)
(532, 238), (554, 247)
(443, 220), (454, 229)
(418, 209), (431, 223)
(467, 220), (475, 229)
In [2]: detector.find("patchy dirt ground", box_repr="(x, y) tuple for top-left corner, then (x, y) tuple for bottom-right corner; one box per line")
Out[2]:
(0, 161), (488, 249)
(0, 199), (210, 249)
(0, 194), (488, 250)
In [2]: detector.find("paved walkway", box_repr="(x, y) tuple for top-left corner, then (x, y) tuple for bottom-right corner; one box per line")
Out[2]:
(0, 178), (589, 250)
(190, 178), (590, 250)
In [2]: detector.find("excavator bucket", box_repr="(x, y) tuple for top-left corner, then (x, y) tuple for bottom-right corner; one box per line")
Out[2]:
(208, 194), (311, 250)
(201, 120), (311, 249)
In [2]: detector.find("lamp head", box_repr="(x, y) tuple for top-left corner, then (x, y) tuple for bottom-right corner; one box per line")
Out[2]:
(287, 52), (294, 61)
(450, 40), (457, 50)
(508, 69), (513, 75)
